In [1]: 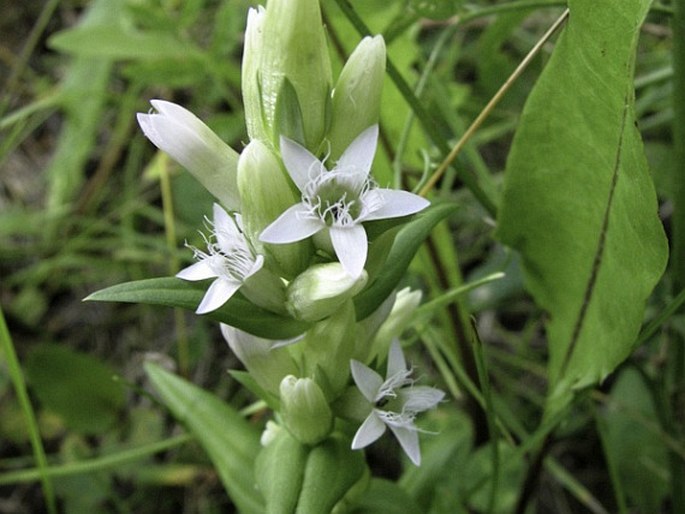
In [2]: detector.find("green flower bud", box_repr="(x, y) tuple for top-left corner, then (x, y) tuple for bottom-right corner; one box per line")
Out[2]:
(137, 100), (241, 211)
(238, 139), (312, 278)
(328, 36), (386, 161)
(279, 376), (333, 445)
(242, 6), (268, 143)
(256, 426), (308, 514)
(286, 263), (368, 322)
(242, 0), (332, 150)
(370, 287), (422, 362)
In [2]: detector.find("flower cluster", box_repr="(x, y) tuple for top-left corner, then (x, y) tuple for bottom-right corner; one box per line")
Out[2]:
(136, 0), (443, 479)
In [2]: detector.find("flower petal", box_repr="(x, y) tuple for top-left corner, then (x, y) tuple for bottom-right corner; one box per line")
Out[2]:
(330, 225), (367, 278)
(280, 135), (325, 191)
(386, 340), (408, 378)
(401, 386), (446, 412)
(388, 424), (421, 466)
(196, 278), (241, 314)
(351, 413), (386, 450)
(176, 260), (216, 281)
(212, 204), (242, 250)
(362, 189), (430, 221)
(336, 124), (378, 177)
(350, 360), (384, 402)
(260, 204), (323, 243)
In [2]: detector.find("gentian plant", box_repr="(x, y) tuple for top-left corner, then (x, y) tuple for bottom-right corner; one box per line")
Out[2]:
(99, 0), (449, 510)
(85, 0), (670, 511)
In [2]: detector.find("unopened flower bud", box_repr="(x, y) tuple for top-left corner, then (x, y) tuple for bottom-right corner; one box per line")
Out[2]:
(280, 376), (332, 445)
(370, 287), (423, 362)
(238, 139), (312, 279)
(287, 263), (368, 322)
(242, 0), (332, 150)
(328, 36), (386, 161)
(137, 100), (240, 210)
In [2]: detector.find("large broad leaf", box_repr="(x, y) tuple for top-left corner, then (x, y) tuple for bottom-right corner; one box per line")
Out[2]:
(496, 0), (668, 409)
(85, 278), (310, 340)
(145, 363), (263, 513)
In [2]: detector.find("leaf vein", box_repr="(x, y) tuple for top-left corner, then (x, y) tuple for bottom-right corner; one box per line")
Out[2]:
(560, 92), (630, 376)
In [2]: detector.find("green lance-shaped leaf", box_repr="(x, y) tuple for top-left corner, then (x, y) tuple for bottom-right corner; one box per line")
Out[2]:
(496, 0), (668, 410)
(144, 363), (264, 513)
(354, 202), (459, 320)
(85, 277), (310, 339)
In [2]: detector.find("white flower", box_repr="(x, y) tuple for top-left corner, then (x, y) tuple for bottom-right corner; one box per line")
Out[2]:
(137, 100), (241, 211)
(177, 203), (264, 314)
(350, 341), (445, 466)
(259, 125), (429, 278)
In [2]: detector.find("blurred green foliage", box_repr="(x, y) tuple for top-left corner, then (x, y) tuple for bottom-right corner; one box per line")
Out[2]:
(0, 0), (681, 512)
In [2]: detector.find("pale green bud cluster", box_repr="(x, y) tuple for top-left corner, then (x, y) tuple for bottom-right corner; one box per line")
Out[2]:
(242, 0), (332, 149)
(137, 0), (441, 508)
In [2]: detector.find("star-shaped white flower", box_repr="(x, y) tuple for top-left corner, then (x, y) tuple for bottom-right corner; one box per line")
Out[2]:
(259, 125), (429, 278)
(350, 341), (445, 466)
(177, 203), (264, 314)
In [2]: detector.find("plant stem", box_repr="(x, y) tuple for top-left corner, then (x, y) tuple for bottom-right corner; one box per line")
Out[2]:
(470, 323), (500, 514)
(669, 0), (685, 511)
(159, 154), (190, 377)
(0, 434), (193, 485)
(0, 307), (57, 514)
(418, 8), (570, 198)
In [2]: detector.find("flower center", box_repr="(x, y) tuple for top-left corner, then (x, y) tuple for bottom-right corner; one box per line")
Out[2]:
(208, 244), (256, 281)
(303, 172), (370, 227)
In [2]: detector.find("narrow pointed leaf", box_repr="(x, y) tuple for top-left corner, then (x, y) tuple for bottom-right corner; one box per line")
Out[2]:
(144, 363), (263, 513)
(355, 202), (458, 319)
(85, 277), (309, 339)
(496, 0), (668, 409)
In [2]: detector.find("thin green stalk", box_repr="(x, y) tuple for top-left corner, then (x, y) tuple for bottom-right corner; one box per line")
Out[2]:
(392, 24), (458, 190)
(635, 286), (685, 347)
(0, 307), (57, 513)
(159, 155), (190, 377)
(0, 434), (193, 485)
(669, 1), (685, 511)
(330, 0), (498, 216)
(412, 272), (504, 324)
(470, 325), (500, 514)
(544, 458), (611, 514)
(418, 8), (570, 198)
(593, 407), (628, 514)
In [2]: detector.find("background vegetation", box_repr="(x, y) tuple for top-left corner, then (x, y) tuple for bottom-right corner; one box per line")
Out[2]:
(0, 0), (681, 512)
